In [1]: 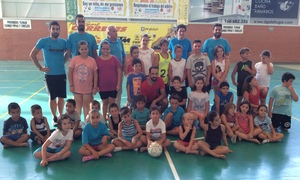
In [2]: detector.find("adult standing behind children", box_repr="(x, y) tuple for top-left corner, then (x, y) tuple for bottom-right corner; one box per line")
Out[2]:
(30, 21), (67, 126)
(141, 66), (168, 113)
(67, 14), (97, 59)
(98, 25), (126, 108)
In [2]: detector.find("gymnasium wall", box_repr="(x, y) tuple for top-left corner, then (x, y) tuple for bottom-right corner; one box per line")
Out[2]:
(0, 19), (299, 63)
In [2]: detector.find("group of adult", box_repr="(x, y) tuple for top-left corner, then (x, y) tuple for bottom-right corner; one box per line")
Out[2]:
(30, 14), (231, 125)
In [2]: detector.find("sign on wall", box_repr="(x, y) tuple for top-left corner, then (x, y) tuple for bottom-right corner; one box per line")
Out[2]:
(65, 0), (78, 22)
(222, 25), (244, 34)
(3, 19), (31, 29)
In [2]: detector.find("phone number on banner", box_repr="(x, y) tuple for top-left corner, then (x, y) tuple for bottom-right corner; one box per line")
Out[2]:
(219, 18), (249, 24)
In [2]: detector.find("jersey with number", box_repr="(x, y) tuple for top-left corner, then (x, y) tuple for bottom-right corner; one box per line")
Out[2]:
(158, 53), (171, 84)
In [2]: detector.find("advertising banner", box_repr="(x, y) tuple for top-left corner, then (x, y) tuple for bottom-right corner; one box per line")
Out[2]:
(65, 0), (78, 22)
(67, 22), (174, 52)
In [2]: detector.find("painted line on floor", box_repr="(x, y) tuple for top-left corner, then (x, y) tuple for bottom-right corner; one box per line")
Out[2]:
(164, 149), (180, 180)
(171, 136), (204, 143)
(0, 86), (45, 119)
(292, 116), (300, 122)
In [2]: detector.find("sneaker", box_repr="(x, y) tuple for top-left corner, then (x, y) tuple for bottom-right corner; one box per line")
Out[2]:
(134, 148), (138, 152)
(113, 147), (122, 152)
(231, 135), (237, 144)
(262, 139), (270, 144)
(53, 116), (58, 127)
(82, 155), (94, 162)
(104, 153), (112, 157)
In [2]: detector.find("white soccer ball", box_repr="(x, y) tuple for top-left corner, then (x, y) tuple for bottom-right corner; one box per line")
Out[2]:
(148, 142), (162, 157)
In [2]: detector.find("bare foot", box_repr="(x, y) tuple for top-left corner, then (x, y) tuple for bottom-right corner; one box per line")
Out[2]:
(191, 150), (199, 155)
(200, 151), (206, 156)
(216, 154), (226, 159)
(19, 142), (28, 147)
(140, 147), (147, 152)
(36, 137), (42, 145)
(228, 149), (233, 153)
(176, 149), (180, 153)
(3, 144), (10, 148)
(253, 139), (261, 144)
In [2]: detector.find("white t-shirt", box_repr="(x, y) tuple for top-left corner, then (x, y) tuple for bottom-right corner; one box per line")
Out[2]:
(188, 91), (210, 114)
(139, 48), (154, 75)
(48, 129), (73, 149)
(213, 59), (227, 82)
(255, 62), (273, 87)
(146, 119), (166, 140)
(170, 58), (186, 86)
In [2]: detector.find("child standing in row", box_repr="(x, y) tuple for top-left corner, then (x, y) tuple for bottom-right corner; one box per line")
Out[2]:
(1, 103), (29, 148)
(131, 95), (150, 131)
(254, 105), (284, 144)
(34, 114), (73, 166)
(79, 109), (115, 162)
(255, 50), (274, 105)
(68, 40), (98, 119)
(65, 99), (82, 139)
(211, 81), (233, 115)
(140, 107), (170, 152)
(235, 101), (261, 144)
(108, 103), (122, 139)
(124, 45), (144, 76)
(113, 107), (143, 152)
(174, 113), (199, 154)
(169, 76), (187, 110)
(243, 75), (261, 116)
(198, 111), (232, 159)
(231, 47), (256, 109)
(30, 104), (53, 144)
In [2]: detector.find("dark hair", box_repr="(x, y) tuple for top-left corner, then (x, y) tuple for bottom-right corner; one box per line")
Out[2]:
(213, 45), (225, 59)
(239, 47), (250, 55)
(31, 104), (42, 114)
(174, 44), (183, 52)
(261, 50), (271, 58)
(91, 100), (100, 108)
(75, 14), (84, 20)
(109, 103), (119, 111)
(169, 93), (182, 102)
(135, 94), (146, 103)
(132, 58), (142, 67)
(242, 75), (254, 93)
(207, 110), (219, 123)
(66, 99), (76, 107)
(49, 21), (60, 29)
(281, 72), (295, 83)
(149, 66), (158, 74)
(8, 102), (20, 113)
(257, 104), (267, 112)
(176, 24), (186, 32)
(219, 81), (229, 89)
(213, 23), (222, 30)
(172, 76), (181, 83)
(57, 114), (70, 131)
(238, 101), (252, 114)
(130, 45), (139, 55)
(100, 40), (110, 49)
(193, 76), (206, 92)
(150, 106), (161, 114)
(193, 39), (202, 44)
(120, 107), (131, 116)
(222, 103), (236, 116)
(89, 109), (100, 116)
(141, 33), (149, 40)
(77, 40), (88, 55)
(159, 38), (169, 46)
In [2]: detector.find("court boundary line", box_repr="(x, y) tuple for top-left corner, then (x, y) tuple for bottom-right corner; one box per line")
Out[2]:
(164, 149), (180, 180)
(171, 136), (204, 143)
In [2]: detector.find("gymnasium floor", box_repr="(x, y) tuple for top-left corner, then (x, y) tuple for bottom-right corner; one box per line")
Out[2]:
(0, 61), (300, 180)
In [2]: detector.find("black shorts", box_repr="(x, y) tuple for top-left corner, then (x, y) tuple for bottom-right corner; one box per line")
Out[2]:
(99, 90), (118, 99)
(45, 74), (66, 100)
(237, 85), (243, 97)
(271, 113), (291, 129)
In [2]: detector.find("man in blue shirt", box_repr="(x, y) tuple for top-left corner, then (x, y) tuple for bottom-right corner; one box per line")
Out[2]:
(30, 21), (67, 126)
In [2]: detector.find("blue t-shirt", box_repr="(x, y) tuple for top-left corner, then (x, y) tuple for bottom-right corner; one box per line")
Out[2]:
(36, 37), (66, 75)
(3, 117), (28, 135)
(127, 73), (146, 100)
(132, 108), (150, 126)
(211, 91), (233, 115)
(82, 122), (109, 146)
(67, 32), (97, 58)
(270, 85), (293, 116)
(98, 38), (126, 65)
(201, 37), (231, 62)
(254, 115), (272, 133)
(162, 106), (185, 127)
(168, 38), (192, 60)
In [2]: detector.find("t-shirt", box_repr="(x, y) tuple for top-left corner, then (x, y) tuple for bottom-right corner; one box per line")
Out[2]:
(212, 59), (227, 82)
(188, 91), (210, 114)
(169, 87), (187, 110)
(96, 55), (121, 92)
(36, 37), (67, 75)
(132, 108), (150, 126)
(127, 73), (146, 99)
(141, 77), (165, 104)
(255, 62), (273, 87)
(146, 119), (166, 140)
(139, 48), (154, 75)
(67, 111), (81, 128)
(69, 56), (98, 94)
(67, 32), (97, 58)
(186, 54), (211, 84)
(98, 38), (126, 66)
(254, 115), (272, 133)
(168, 38), (192, 60)
(3, 117), (28, 135)
(236, 60), (253, 87)
(48, 129), (73, 149)
(201, 37), (231, 62)
(270, 85), (293, 116)
(211, 91), (233, 115)
(162, 106), (185, 127)
(82, 122), (109, 146)
(170, 58), (186, 87)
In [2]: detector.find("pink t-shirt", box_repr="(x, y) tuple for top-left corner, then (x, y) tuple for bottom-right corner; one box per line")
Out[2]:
(96, 55), (121, 91)
(69, 56), (97, 94)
